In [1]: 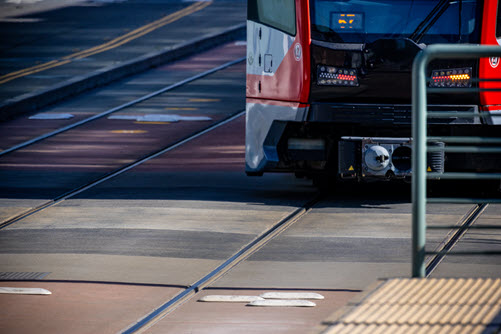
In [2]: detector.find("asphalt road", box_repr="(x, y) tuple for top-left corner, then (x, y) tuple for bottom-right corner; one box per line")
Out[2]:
(0, 0), (246, 119)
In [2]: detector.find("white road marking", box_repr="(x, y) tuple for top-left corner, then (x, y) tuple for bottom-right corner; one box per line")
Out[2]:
(198, 295), (264, 303)
(248, 300), (316, 307)
(260, 292), (324, 300)
(6, 0), (43, 4)
(0, 287), (51, 295)
(108, 114), (212, 122)
(29, 113), (74, 120)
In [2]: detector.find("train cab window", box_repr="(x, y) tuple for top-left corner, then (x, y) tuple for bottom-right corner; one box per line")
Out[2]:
(248, 0), (296, 36)
(310, 0), (481, 45)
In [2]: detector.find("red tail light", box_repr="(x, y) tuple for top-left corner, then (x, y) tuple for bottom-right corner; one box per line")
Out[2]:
(430, 67), (472, 88)
(317, 65), (359, 87)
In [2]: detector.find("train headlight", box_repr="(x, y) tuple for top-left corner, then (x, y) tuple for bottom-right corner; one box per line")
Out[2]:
(317, 65), (359, 87)
(430, 67), (472, 88)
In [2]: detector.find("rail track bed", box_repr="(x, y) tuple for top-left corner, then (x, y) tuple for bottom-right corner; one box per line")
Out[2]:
(0, 1), (500, 333)
(1, 100), (499, 332)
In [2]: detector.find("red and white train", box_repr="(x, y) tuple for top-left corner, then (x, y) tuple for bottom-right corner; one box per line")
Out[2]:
(245, 0), (501, 182)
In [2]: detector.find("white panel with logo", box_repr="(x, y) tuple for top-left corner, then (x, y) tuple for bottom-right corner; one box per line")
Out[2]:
(246, 20), (294, 77)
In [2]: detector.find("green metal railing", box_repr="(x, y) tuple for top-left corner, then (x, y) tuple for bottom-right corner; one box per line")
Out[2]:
(412, 44), (501, 278)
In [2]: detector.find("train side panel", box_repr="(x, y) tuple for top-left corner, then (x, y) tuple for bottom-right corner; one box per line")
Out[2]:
(480, 0), (501, 124)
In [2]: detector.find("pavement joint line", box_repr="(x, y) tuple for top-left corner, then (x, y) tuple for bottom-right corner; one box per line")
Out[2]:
(0, 22), (246, 121)
(0, 56), (245, 157)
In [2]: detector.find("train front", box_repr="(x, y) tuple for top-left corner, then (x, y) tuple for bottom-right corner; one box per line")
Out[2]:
(246, 0), (498, 181)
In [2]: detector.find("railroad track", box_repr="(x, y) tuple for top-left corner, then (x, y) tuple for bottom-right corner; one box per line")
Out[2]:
(0, 48), (493, 334)
(426, 203), (490, 277)
(0, 57), (244, 158)
(121, 194), (323, 334)
(0, 56), (245, 230)
(117, 201), (490, 333)
(0, 53), (326, 330)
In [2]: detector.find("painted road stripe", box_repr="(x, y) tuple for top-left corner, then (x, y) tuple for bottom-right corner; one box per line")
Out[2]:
(188, 98), (221, 102)
(0, 1), (212, 85)
(110, 130), (148, 134)
(0, 287), (51, 295)
(248, 300), (316, 307)
(260, 292), (325, 300)
(134, 121), (171, 125)
(29, 113), (74, 120)
(165, 107), (198, 111)
(198, 295), (264, 303)
(108, 114), (212, 122)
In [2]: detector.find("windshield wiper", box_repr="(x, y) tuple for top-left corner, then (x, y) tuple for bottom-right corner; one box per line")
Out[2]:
(409, 0), (451, 44)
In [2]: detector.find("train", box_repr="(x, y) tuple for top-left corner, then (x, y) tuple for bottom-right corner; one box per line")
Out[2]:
(245, 0), (501, 183)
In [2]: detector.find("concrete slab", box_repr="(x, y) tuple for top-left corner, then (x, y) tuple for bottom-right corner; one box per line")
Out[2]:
(5, 200), (291, 234)
(0, 116), (316, 285)
(213, 261), (409, 290)
(0, 281), (182, 334)
(0, 254), (220, 285)
(0, 198), (46, 223)
(212, 194), (473, 290)
(430, 204), (501, 278)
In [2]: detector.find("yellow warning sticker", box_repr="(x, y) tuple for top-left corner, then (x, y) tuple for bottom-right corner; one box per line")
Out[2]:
(348, 165), (355, 171)
(427, 167), (432, 172)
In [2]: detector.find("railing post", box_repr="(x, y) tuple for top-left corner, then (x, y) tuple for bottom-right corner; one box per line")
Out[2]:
(412, 49), (429, 278)
(411, 44), (501, 278)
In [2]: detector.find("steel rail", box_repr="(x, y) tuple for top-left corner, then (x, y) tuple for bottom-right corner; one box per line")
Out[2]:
(0, 110), (245, 231)
(120, 194), (322, 334)
(0, 56), (245, 157)
(425, 203), (488, 277)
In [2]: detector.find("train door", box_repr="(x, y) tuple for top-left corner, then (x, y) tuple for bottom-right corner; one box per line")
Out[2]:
(246, 0), (310, 102)
(480, 0), (501, 124)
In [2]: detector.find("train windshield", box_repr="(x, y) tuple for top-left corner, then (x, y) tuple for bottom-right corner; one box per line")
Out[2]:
(310, 0), (481, 45)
